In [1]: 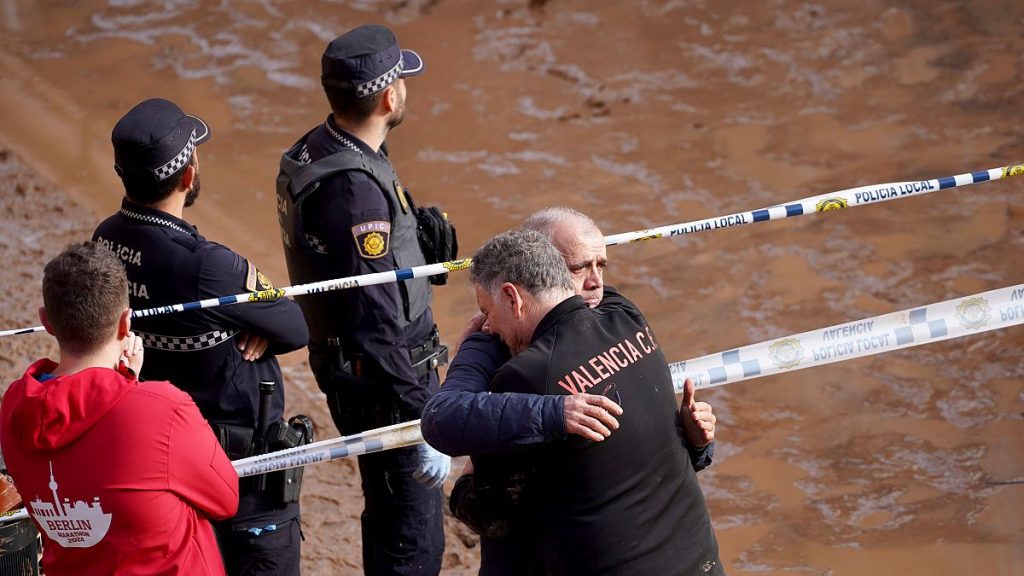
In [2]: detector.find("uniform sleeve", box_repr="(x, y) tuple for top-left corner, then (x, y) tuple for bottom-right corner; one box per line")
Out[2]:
(198, 245), (309, 355)
(422, 333), (564, 456)
(312, 171), (424, 413)
(688, 441), (714, 472)
(166, 397), (239, 520)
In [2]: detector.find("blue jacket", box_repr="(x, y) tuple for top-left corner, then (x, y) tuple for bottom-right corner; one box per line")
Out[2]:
(422, 333), (714, 469)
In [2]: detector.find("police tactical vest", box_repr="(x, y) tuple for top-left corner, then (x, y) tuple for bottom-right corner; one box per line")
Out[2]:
(276, 130), (432, 346)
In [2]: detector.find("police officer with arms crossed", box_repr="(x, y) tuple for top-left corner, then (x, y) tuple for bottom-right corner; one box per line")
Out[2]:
(93, 98), (309, 576)
(276, 25), (452, 576)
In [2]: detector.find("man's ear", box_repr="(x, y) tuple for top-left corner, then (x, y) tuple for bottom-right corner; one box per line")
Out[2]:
(501, 283), (525, 319)
(38, 307), (55, 336)
(116, 308), (132, 340)
(179, 162), (195, 192)
(382, 85), (397, 114)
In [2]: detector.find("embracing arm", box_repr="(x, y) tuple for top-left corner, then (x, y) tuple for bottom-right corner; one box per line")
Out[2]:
(423, 329), (624, 456)
(680, 376), (716, 471)
(422, 332), (565, 456)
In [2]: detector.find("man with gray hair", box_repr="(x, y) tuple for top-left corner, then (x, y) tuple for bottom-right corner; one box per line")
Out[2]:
(524, 207), (716, 451)
(521, 207), (607, 308)
(446, 229), (723, 575)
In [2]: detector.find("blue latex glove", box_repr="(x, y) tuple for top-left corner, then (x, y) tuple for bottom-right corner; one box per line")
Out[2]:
(413, 443), (451, 488)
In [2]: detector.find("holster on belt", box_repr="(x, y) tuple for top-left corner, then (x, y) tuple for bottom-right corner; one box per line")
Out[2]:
(210, 421), (266, 494)
(210, 415), (314, 504)
(265, 415), (315, 504)
(408, 326), (449, 378)
(317, 328), (450, 429)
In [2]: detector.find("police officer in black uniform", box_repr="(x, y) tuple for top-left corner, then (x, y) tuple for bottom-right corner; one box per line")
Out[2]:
(275, 25), (451, 576)
(93, 98), (309, 576)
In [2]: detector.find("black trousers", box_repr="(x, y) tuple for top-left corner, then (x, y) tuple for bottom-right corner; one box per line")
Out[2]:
(323, 372), (445, 576)
(214, 489), (302, 576)
(356, 445), (444, 575)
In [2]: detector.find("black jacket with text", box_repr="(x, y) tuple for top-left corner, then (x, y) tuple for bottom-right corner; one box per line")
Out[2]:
(490, 288), (721, 576)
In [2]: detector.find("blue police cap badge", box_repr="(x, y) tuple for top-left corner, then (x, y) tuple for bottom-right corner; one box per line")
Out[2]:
(352, 221), (391, 259)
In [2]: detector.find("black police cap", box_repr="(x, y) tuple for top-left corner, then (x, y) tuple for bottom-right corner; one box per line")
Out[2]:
(321, 24), (424, 98)
(112, 98), (211, 183)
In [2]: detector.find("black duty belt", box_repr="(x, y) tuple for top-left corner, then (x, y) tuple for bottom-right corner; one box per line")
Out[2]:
(322, 326), (448, 379)
(408, 326), (448, 377)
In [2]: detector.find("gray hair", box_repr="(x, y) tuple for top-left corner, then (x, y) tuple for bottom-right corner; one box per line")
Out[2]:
(470, 229), (574, 297)
(521, 207), (598, 239)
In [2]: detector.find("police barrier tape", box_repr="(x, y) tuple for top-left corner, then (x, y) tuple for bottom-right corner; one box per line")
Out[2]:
(3, 283), (1021, 524)
(603, 163), (1024, 246)
(669, 283), (1024, 392)
(230, 420), (424, 477)
(0, 260), (474, 337)
(2, 163), (1020, 337)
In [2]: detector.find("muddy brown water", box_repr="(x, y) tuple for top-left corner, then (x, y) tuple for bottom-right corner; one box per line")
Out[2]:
(1, 1), (1022, 574)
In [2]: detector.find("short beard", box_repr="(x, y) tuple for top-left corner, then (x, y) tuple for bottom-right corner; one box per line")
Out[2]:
(184, 171), (201, 207)
(387, 105), (405, 130)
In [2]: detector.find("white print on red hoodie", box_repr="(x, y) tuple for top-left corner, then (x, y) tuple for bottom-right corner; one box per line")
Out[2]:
(30, 461), (111, 547)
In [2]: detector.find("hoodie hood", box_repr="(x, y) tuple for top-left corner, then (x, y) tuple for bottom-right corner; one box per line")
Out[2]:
(2, 359), (136, 452)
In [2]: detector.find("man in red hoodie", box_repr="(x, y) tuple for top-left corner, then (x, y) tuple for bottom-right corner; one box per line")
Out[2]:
(0, 242), (239, 575)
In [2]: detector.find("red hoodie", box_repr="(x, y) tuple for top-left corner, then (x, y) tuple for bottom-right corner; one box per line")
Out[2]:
(0, 359), (239, 575)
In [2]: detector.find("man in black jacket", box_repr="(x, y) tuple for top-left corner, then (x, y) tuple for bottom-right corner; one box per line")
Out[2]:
(461, 229), (724, 576)
(93, 98), (309, 576)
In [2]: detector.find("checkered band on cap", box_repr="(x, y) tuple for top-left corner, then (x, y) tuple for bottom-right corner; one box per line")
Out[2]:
(154, 130), (196, 181)
(356, 60), (404, 97)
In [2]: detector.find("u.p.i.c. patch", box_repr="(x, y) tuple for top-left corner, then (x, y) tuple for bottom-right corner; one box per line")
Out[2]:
(352, 221), (391, 259)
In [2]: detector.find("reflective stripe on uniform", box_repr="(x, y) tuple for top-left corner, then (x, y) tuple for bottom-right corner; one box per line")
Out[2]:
(139, 329), (238, 352)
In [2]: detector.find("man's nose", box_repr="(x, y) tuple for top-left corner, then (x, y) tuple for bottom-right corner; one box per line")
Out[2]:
(583, 265), (602, 289)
